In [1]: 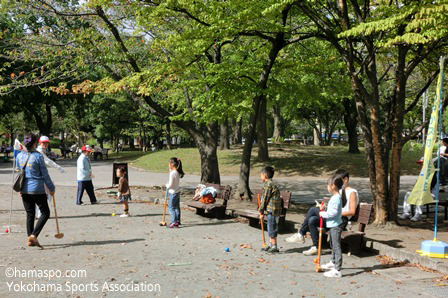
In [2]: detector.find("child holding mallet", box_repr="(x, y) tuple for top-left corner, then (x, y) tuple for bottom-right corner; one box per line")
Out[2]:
(116, 167), (131, 217)
(319, 174), (345, 278)
(166, 157), (184, 228)
(259, 166), (281, 253)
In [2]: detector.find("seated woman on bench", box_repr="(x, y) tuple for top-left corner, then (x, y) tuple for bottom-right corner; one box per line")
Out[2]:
(286, 169), (359, 256)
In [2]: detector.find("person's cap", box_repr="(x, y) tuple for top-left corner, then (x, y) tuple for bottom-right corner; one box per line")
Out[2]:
(81, 145), (93, 152)
(39, 136), (50, 143)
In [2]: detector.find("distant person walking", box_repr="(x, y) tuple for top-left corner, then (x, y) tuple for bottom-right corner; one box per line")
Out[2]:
(76, 145), (97, 205)
(16, 134), (55, 249)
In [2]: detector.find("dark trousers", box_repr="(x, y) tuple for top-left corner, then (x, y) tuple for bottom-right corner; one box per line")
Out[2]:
(300, 207), (326, 247)
(93, 152), (103, 160)
(76, 180), (97, 204)
(22, 194), (50, 237)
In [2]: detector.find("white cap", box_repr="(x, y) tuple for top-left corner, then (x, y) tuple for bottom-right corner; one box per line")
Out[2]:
(39, 136), (50, 143)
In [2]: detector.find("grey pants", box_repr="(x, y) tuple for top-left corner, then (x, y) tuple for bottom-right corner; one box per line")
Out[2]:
(329, 225), (343, 271)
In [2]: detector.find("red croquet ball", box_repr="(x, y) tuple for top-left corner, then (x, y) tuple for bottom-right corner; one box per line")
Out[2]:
(5, 228), (9, 233)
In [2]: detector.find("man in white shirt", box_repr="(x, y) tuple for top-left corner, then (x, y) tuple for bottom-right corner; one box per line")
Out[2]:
(36, 136), (65, 218)
(76, 145), (97, 205)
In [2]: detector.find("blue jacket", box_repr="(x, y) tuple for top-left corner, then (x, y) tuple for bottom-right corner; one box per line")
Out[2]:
(77, 153), (92, 181)
(16, 151), (55, 194)
(321, 194), (342, 228)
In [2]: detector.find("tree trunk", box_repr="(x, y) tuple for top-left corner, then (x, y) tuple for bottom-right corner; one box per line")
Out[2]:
(189, 123), (221, 184)
(272, 104), (283, 142)
(165, 121), (172, 150)
(257, 95), (269, 161)
(232, 118), (243, 145)
(129, 137), (135, 149)
(31, 102), (52, 137)
(343, 98), (360, 154)
(219, 118), (230, 150)
(313, 125), (320, 146)
(238, 94), (264, 198)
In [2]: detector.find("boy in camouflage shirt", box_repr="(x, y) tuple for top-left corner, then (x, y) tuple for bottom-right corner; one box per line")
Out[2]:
(259, 166), (282, 253)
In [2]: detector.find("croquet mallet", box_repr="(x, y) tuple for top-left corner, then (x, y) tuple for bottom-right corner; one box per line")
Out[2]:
(159, 188), (168, 226)
(313, 201), (325, 272)
(258, 194), (267, 248)
(51, 194), (64, 239)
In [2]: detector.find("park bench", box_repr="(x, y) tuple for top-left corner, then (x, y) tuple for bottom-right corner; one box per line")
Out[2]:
(185, 183), (232, 219)
(411, 198), (448, 220)
(326, 202), (373, 255)
(234, 189), (292, 232)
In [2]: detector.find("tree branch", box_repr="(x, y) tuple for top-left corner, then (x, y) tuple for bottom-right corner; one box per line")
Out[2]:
(95, 6), (141, 73)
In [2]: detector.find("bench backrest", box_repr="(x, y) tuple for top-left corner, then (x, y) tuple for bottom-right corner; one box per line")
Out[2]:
(204, 183), (232, 206)
(252, 189), (292, 211)
(356, 203), (373, 233)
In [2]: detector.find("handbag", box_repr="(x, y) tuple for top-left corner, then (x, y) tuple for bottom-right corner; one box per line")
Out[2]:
(13, 153), (31, 192)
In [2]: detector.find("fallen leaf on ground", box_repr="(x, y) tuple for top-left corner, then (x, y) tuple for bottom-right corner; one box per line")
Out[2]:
(257, 258), (267, 263)
(240, 244), (252, 249)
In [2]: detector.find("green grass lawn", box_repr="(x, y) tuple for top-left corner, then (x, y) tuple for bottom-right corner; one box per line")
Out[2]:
(111, 143), (423, 178)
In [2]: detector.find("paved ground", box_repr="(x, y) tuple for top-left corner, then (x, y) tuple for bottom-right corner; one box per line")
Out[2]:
(1, 159), (446, 297)
(0, 159), (419, 205)
(0, 182), (445, 297)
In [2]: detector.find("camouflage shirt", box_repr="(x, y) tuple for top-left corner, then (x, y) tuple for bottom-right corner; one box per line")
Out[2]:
(259, 179), (282, 217)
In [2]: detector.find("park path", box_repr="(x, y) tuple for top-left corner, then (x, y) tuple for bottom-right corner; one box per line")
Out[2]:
(0, 183), (440, 297)
(0, 159), (418, 204)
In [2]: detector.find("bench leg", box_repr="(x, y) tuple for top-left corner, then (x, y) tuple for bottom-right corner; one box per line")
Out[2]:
(216, 209), (226, 220)
(196, 208), (205, 216)
(249, 218), (259, 228)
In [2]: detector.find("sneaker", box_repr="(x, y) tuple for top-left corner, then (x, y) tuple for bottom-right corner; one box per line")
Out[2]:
(91, 201), (98, 205)
(410, 214), (422, 222)
(268, 246), (280, 254)
(303, 246), (318, 256)
(120, 213), (129, 218)
(261, 246), (270, 252)
(400, 213), (411, 220)
(286, 233), (305, 243)
(324, 268), (342, 278)
(321, 261), (335, 270)
(77, 202), (85, 206)
(168, 223), (179, 228)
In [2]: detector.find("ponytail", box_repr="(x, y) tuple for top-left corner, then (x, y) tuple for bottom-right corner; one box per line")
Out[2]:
(329, 174), (346, 206)
(170, 157), (185, 178)
(341, 185), (347, 207)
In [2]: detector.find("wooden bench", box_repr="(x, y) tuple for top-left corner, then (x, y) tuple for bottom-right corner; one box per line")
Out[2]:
(234, 189), (292, 232)
(411, 200), (448, 220)
(185, 183), (232, 219)
(336, 203), (373, 255)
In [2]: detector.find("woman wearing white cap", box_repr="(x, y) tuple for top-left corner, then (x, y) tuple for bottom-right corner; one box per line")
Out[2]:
(36, 136), (65, 218)
(76, 145), (97, 205)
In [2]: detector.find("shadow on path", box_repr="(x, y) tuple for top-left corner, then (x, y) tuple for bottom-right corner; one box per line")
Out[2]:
(44, 238), (146, 249)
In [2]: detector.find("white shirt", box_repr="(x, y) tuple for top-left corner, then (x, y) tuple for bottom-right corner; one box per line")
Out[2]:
(166, 170), (180, 194)
(342, 188), (359, 219)
(37, 145), (64, 173)
(438, 146), (447, 156)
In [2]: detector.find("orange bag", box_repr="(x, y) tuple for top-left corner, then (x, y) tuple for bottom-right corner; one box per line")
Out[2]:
(200, 194), (215, 204)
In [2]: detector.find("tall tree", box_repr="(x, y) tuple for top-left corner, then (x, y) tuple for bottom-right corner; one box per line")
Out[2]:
(295, 0), (445, 223)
